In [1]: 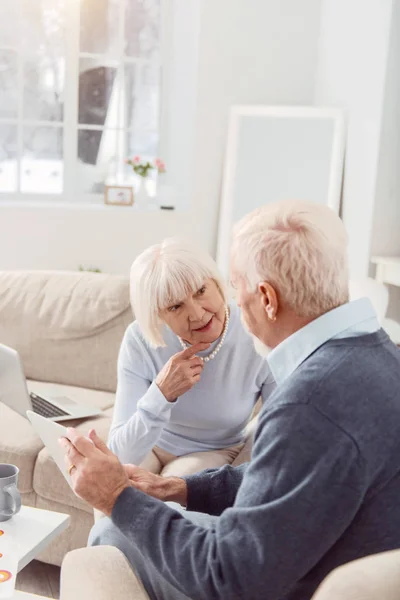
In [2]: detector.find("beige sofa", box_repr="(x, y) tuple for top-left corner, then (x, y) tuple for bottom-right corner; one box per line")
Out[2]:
(60, 546), (400, 600)
(0, 270), (132, 565)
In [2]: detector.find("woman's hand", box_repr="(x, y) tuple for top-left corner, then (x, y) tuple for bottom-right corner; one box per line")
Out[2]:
(156, 342), (209, 402)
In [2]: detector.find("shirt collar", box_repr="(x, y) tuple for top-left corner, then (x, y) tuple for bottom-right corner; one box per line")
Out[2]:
(267, 298), (379, 385)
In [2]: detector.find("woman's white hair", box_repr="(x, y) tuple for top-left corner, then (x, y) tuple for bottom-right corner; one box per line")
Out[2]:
(130, 238), (227, 347)
(231, 199), (349, 317)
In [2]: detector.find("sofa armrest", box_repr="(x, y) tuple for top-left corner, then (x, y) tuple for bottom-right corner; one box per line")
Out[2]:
(311, 549), (400, 600)
(60, 546), (150, 600)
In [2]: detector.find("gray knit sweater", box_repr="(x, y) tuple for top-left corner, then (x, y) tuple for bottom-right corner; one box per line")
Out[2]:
(112, 330), (400, 600)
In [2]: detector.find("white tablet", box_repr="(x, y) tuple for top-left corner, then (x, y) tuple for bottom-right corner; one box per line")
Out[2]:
(26, 410), (73, 487)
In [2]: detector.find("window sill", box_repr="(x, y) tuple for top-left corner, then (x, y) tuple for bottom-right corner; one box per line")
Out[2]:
(0, 199), (178, 212)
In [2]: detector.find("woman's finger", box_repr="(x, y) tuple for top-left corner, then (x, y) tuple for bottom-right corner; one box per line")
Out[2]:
(189, 358), (204, 369)
(188, 357), (204, 368)
(178, 342), (210, 360)
(190, 366), (203, 377)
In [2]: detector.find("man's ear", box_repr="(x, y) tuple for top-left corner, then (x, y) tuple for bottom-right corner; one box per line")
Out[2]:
(258, 282), (278, 321)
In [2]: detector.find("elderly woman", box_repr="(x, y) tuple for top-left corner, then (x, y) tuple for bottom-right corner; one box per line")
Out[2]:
(108, 238), (274, 476)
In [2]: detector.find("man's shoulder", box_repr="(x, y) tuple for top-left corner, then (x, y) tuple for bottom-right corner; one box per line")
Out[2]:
(276, 334), (400, 402)
(261, 335), (400, 442)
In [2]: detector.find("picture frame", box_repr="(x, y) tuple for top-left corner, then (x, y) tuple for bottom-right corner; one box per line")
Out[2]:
(216, 105), (346, 278)
(104, 185), (134, 207)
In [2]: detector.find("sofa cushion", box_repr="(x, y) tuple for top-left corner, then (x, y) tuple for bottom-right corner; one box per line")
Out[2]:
(33, 407), (114, 514)
(0, 402), (44, 493)
(0, 270), (133, 392)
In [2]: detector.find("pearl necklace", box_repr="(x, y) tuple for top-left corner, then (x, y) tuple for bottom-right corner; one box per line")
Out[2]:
(178, 306), (230, 362)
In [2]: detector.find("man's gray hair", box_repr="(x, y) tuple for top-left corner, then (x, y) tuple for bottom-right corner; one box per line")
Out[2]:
(231, 199), (349, 317)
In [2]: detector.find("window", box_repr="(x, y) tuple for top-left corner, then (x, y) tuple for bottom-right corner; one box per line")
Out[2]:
(0, 0), (162, 200)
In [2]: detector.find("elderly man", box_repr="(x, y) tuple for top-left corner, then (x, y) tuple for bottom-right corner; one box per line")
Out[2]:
(60, 200), (400, 600)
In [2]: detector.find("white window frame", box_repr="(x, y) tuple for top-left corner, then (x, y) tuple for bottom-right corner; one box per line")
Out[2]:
(0, 0), (202, 210)
(0, 0), (170, 205)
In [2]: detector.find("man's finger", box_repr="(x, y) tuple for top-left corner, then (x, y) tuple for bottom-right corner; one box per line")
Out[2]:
(58, 437), (84, 468)
(66, 428), (96, 458)
(179, 342), (210, 359)
(88, 429), (114, 456)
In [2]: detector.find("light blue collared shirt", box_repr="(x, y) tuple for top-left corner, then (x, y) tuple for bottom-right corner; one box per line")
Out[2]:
(267, 298), (380, 385)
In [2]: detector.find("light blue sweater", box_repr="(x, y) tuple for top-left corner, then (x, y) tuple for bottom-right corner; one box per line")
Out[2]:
(108, 304), (275, 464)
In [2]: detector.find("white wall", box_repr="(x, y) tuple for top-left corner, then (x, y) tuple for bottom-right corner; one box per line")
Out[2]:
(314, 0), (394, 278)
(370, 0), (400, 259)
(370, 0), (400, 320)
(0, 0), (322, 275)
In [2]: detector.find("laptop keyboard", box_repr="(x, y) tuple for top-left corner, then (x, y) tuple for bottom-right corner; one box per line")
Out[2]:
(30, 392), (70, 418)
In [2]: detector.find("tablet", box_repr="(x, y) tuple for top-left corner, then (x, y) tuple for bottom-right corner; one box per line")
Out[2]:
(26, 410), (73, 487)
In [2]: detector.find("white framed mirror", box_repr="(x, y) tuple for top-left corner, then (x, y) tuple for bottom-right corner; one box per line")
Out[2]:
(216, 106), (346, 278)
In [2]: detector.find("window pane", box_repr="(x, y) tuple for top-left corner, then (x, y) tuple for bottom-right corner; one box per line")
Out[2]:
(21, 0), (65, 121)
(0, 50), (18, 119)
(0, 124), (18, 192)
(125, 0), (160, 59)
(21, 0), (65, 55)
(80, 0), (119, 55)
(23, 55), (65, 121)
(77, 128), (118, 193)
(124, 63), (160, 130)
(0, 1), (19, 47)
(78, 59), (118, 126)
(22, 126), (63, 193)
(126, 130), (158, 159)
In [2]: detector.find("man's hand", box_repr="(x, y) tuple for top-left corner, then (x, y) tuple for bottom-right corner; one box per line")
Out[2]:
(124, 464), (188, 506)
(58, 428), (130, 517)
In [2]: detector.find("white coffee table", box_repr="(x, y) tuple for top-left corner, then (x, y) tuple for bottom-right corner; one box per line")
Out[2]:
(0, 506), (70, 599)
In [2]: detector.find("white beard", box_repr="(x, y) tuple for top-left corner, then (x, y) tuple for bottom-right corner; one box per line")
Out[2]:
(240, 314), (272, 357)
(251, 334), (272, 358)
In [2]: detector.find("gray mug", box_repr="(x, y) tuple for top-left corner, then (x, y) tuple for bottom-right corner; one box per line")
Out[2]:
(0, 464), (21, 522)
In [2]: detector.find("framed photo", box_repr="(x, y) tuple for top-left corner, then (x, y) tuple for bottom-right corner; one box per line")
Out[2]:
(104, 185), (134, 206)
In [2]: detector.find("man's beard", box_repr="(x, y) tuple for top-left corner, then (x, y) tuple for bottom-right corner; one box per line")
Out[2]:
(240, 314), (272, 358)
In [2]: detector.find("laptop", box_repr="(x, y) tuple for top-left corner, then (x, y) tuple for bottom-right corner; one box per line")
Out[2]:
(0, 343), (102, 422)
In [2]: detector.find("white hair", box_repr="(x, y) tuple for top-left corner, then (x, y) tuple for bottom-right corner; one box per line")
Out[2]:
(130, 238), (227, 347)
(231, 200), (349, 318)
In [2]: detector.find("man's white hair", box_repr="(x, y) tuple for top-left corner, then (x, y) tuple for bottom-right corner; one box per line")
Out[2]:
(231, 199), (349, 317)
(130, 238), (227, 347)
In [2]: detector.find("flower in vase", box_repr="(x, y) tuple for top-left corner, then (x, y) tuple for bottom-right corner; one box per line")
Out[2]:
(154, 158), (166, 173)
(125, 156), (167, 178)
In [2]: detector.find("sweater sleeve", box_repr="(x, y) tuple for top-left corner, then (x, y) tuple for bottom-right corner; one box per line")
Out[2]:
(184, 463), (247, 515)
(111, 404), (367, 600)
(108, 326), (173, 464)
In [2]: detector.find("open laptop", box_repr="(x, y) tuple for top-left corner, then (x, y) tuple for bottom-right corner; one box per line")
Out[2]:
(0, 343), (102, 422)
